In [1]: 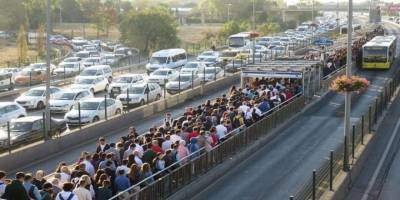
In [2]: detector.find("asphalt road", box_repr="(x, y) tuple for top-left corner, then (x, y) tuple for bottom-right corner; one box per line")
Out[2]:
(190, 22), (400, 200)
(9, 81), (239, 175)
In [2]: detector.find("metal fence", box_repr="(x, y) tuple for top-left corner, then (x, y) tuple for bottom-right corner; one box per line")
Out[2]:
(109, 93), (306, 200)
(291, 67), (400, 200)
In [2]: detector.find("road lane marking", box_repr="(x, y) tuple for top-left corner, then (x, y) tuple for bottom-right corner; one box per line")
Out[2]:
(361, 116), (400, 200)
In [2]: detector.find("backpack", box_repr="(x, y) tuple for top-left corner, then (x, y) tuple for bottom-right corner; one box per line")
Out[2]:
(29, 185), (38, 200)
(232, 116), (241, 128)
(59, 193), (75, 200)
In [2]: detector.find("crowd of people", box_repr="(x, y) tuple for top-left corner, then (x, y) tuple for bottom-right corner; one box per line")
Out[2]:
(0, 77), (302, 200)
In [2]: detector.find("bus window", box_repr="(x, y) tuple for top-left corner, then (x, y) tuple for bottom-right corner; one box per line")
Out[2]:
(363, 47), (387, 63)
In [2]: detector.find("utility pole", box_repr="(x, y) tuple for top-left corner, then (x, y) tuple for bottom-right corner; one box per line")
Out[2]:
(337, 0), (340, 31)
(227, 3), (232, 21)
(45, 0), (51, 140)
(59, 6), (62, 25)
(343, 0), (353, 172)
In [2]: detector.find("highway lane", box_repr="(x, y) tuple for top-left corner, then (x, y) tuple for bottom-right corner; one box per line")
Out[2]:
(8, 81), (239, 175)
(190, 23), (400, 200)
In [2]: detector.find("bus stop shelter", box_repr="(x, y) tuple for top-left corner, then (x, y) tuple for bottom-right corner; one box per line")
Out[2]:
(242, 60), (322, 99)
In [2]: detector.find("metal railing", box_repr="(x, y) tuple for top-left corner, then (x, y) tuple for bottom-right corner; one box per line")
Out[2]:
(110, 93), (305, 200)
(291, 66), (400, 200)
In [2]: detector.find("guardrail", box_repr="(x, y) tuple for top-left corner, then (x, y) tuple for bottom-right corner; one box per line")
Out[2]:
(291, 65), (400, 200)
(109, 93), (305, 200)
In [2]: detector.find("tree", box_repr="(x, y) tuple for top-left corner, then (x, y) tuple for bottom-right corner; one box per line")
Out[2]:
(120, 7), (179, 53)
(16, 25), (28, 63)
(59, 0), (84, 23)
(219, 21), (246, 38)
(0, 0), (26, 31)
(257, 23), (281, 36)
(37, 24), (45, 57)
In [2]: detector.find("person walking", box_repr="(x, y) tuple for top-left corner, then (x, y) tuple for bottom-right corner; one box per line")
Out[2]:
(1, 172), (30, 200)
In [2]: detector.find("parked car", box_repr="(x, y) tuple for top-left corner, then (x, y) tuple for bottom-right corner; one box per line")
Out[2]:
(15, 86), (63, 109)
(49, 89), (93, 113)
(14, 69), (45, 85)
(197, 51), (219, 61)
(54, 62), (82, 77)
(148, 68), (179, 85)
(101, 54), (117, 65)
(76, 65), (113, 83)
(64, 98), (123, 126)
(82, 57), (102, 68)
(0, 102), (27, 125)
(165, 73), (201, 94)
(198, 66), (224, 81)
(71, 76), (109, 94)
(116, 82), (162, 106)
(0, 116), (67, 148)
(0, 72), (14, 91)
(108, 74), (146, 97)
(180, 62), (206, 75)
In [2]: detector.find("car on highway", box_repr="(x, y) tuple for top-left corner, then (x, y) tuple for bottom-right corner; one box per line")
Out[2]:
(116, 82), (162, 106)
(180, 62), (206, 75)
(0, 72), (14, 91)
(49, 89), (93, 113)
(15, 86), (63, 109)
(75, 51), (91, 59)
(101, 54), (117, 65)
(197, 51), (219, 61)
(165, 73), (201, 94)
(114, 47), (132, 58)
(199, 57), (220, 67)
(257, 36), (273, 47)
(146, 48), (187, 72)
(63, 56), (83, 63)
(198, 66), (224, 82)
(54, 62), (82, 77)
(70, 76), (109, 94)
(108, 74), (146, 97)
(217, 50), (239, 63)
(76, 65), (113, 83)
(148, 68), (179, 85)
(0, 116), (67, 148)
(64, 97), (123, 126)
(0, 102), (27, 125)
(82, 57), (102, 68)
(26, 63), (56, 75)
(14, 69), (45, 85)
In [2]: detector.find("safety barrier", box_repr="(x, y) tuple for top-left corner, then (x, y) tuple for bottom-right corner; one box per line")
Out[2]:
(291, 66), (400, 200)
(109, 93), (305, 200)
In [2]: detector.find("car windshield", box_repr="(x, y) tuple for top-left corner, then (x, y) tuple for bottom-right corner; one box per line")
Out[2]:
(115, 77), (133, 83)
(55, 93), (76, 100)
(76, 78), (94, 84)
(60, 63), (76, 68)
(152, 70), (168, 76)
(74, 102), (99, 110)
(64, 58), (79, 62)
(115, 49), (125, 54)
(229, 37), (245, 47)
(201, 52), (214, 56)
(25, 89), (44, 96)
(183, 63), (198, 69)
(76, 53), (89, 58)
(85, 58), (99, 63)
(10, 122), (33, 132)
(29, 64), (44, 69)
(205, 68), (218, 74)
(103, 55), (115, 59)
(80, 69), (99, 76)
(150, 57), (167, 64)
(128, 87), (144, 94)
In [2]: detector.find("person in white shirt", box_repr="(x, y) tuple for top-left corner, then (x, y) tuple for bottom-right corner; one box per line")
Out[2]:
(73, 179), (91, 200)
(162, 135), (173, 152)
(59, 166), (71, 184)
(116, 160), (130, 175)
(133, 150), (143, 167)
(0, 171), (6, 197)
(215, 123), (228, 140)
(55, 182), (79, 200)
(134, 139), (144, 158)
(238, 102), (250, 113)
(81, 156), (95, 177)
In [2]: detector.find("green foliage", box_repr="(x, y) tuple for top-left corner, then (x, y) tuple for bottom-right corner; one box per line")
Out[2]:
(257, 23), (281, 36)
(59, 0), (84, 23)
(119, 6), (179, 53)
(219, 21), (248, 38)
(16, 25), (28, 62)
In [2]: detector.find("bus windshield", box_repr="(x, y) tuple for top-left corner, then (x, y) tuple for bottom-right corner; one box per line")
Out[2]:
(229, 37), (245, 48)
(363, 47), (387, 63)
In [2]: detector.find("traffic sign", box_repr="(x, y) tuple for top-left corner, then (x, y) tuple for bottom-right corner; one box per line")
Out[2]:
(313, 37), (334, 46)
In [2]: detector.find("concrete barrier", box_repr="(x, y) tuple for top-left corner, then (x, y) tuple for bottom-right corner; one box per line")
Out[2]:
(0, 73), (240, 172)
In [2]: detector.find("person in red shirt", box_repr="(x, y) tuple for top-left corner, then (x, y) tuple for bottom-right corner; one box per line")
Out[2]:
(188, 126), (199, 142)
(151, 140), (163, 154)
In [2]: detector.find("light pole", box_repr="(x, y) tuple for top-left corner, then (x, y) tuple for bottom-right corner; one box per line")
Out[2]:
(227, 3), (232, 21)
(45, 0), (51, 140)
(337, 0), (340, 32)
(343, 0), (353, 172)
(252, 0), (256, 64)
(59, 6), (62, 25)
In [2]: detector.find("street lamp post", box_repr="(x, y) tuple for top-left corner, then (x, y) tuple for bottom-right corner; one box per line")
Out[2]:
(343, 0), (353, 172)
(227, 3), (232, 21)
(252, 0), (256, 64)
(45, 0), (51, 140)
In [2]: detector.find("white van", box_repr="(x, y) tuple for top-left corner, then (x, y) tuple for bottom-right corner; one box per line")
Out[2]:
(146, 48), (187, 72)
(76, 65), (113, 83)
